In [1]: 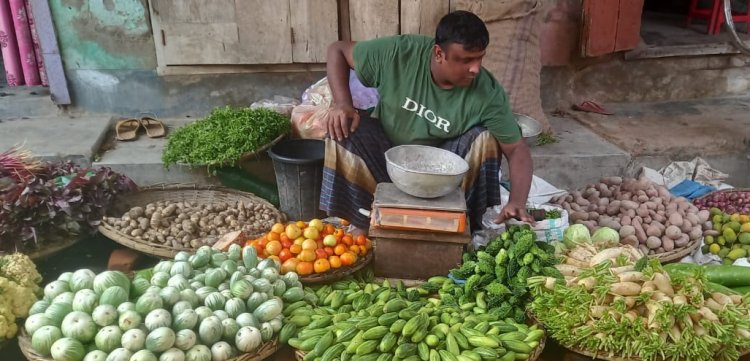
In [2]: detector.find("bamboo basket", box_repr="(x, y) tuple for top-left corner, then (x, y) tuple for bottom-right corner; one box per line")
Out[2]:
(300, 252), (373, 285)
(238, 133), (287, 162)
(653, 236), (702, 264)
(98, 183), (285, 259)
(18, 329), (280, 361)
(22, 235), (81, 261)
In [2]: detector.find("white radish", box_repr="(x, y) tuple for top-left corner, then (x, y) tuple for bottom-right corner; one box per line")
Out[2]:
(711, 292), (733, 306)
(544, 277), (558, 290)
(618, 271), (644, 283)
(623, 311), (638, 323)
(568, 247), (595, 262)
(705, 298), (724, 312)
(697, 306), (719, 322)
(652, 273), (675, 297)
(730, 294), (743, 305)
(672, 295), (687, 305)
(565, 256), (589, 268)
(668, 324), (682, 342)
(641, 281), (655, 293)
(578, 277), (597, 290)
(694, 323), (707, 336)
(610, 282), (642, 296)
(610, 265), (635, 275)
(589, 248), (625, 266)
(555, 264), (583, 277)
(737, 328), (750, 339)
(590, 305), (607, 318)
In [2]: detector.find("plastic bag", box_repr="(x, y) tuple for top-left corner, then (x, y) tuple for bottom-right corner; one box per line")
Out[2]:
(290, 104), (330, 140)
(301, 70), (379, 110)
(250, 95), (300, 117)
(480, 203), (569, 243)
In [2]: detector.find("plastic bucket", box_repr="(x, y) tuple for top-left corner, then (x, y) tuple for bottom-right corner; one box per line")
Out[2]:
(267, 139), (327, 221)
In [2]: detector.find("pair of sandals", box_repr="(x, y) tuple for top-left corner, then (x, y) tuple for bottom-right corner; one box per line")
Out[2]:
(115, 114), (167, 141)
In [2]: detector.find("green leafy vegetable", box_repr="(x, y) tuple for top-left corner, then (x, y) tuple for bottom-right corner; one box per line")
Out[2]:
(162, 107), (290, 168)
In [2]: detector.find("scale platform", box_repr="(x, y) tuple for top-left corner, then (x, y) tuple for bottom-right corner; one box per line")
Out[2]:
(371, 183), (467, 233)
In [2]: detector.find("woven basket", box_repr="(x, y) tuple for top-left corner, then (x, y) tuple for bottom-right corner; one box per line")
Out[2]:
(653, 236), (702, 264)
(21, 235), (81, 261)
(19, 330), (280, 361)
(98, 183), (285, 259)
(238, 133), (287, 162)
(300, 252), (373, 284)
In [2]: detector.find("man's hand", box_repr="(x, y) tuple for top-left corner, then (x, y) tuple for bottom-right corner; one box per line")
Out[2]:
(326, 105), (360, 141)
(494, 202), (535, 224)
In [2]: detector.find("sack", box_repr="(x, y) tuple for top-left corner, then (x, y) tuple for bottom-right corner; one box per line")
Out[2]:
(453, 0), (551, 131)
(480, 203), (569, 243)
(290, 104), (330, 140)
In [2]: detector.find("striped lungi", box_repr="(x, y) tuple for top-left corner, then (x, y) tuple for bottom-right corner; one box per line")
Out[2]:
(319, 112), (502, 231)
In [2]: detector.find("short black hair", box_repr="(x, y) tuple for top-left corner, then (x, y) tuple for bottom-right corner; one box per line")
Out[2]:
(435, 10), (489, 52)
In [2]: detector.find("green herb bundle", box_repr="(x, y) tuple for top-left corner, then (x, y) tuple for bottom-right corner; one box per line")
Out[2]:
(162, 106), (290, 168)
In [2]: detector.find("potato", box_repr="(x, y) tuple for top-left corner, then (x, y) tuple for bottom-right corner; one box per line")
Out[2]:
(621, 216), (632, 226)
(587, 203), (599, 212)
(689, 226), (703, 240)
(665, 225), (682, 240)
(686, 213), (700, 227)
(646, 188), (658, 198)
(636, 206), (649, 218)
(656, 247), (665, 254)
(662, 237), (675, 252)
(633, 220), (647, 243)
(668, 212), (684, 227)
(589, 211), (600, 220)
(606, 204), (620, 216)
(697, 209), (710, 223)
(680, 220), (693, 234)
(675, 234), (690, 247)
(599, 218), (622, 230)
(627, 209), (636, 218)
(657, 186), (671, 200)
(643, 216), (652, 224)
(602, 176), (623, 186)
(621, 235), (639, 247)
(637, 194), (649, 203)
(571, 203), (582, 212)
(653, 213), (666, 224)
(620, 225), (636, 238)
(646, 224), (662, 237)
(646, 236), (662, 249)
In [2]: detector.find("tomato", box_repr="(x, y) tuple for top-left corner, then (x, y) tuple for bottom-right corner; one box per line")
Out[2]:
(303, 227), (319, 240)
(281, 239), (293, 249)
(254, 244), (265, 256)
(302, 239), (318, 251)
(341, 219), (351, 226)
(294, 237), (305, 246)
(278, 248), (293, 262)
(285, 224), (302, 239)
(289, 244), (302, 255)
(328, 255), (342, 269)
(316, 240), (325, 250)
(334, 244), (347, 256)
(342, 235), (354, 247)
(358, 246), (368, 256)
(265, 240), (282, 256)
(355, 235), (367, 246)
(256, 236), (268, 248)
(296, 220), (307, 229)
(323, 235), (337, 247)
(323, 246), (335, 256)
(349, 245), (360, 255)
(314, 259), (331, 273)
(323, 224), (336, 235)
(281, 258), (299, 274)
(298, 249), (316, 262)
(267, 232), (280, 242)
(309, 219), (324, 232)
(340, 252), (357, 266)
(315, 248), (328, 260)
(271, 223), (285, 234)
(296, 261), (314, 276)
(333, 228), (345, 241)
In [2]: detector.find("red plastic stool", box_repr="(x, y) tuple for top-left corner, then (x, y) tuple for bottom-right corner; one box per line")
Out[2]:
(713, 0), (750, 34)
(687, 0), (722, 34)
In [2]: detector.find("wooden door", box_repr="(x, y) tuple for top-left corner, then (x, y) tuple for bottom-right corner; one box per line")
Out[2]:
(581, 0), (644, 57)
(349, 0), (400, 40)
(400, 0), (450, 36)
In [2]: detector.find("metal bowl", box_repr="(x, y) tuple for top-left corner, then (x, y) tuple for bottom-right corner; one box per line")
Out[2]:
(384, 145), (469, 198)
(515, 113), (543, 146)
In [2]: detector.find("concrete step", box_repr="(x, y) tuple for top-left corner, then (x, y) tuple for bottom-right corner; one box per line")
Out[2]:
(503, 116), (632, 191)
(0, 114), (110, 167)
(0, 86), (62, 119)
(93, 117), (220, 187)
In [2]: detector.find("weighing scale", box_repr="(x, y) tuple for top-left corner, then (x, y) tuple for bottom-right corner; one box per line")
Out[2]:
(370, 183), (468, 233)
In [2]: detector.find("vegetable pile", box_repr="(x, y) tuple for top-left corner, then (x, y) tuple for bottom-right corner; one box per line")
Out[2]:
(1, 147), (136, 252)
(448, 225), (560, 323)
(529, 240), (750, 361)
(162, 107), (291, 168)
(693, 190), (750, 215)
(701, 209), (750, 263)
(101, 200), (280, 249)
(24, 244), (298, 361)
(553, 177), (707, 256)
(284, 274), (544, 361)
(0, 253), (42, 342)
(246, 219), (372, 277)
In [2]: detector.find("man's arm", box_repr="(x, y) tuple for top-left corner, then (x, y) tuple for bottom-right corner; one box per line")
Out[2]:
(325, 41), (360, 141)
(496, 139), (535, 223)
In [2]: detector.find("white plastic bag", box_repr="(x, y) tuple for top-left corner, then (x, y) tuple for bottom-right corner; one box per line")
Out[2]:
(301, 70), (379, 110)
(499, 174), (567, 205)
(250, 95), (300, 116)
(481, 203), (569, 243)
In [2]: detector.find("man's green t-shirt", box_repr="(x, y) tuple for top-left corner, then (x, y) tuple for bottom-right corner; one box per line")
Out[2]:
(352, 34), (521, 146)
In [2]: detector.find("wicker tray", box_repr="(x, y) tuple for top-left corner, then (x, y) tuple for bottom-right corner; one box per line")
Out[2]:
(19, 329), (280, 361)
(98, 183), (285, 259)
(22, 235), (81, 261)
(239, 133), (287, 162)
(653, 236), (702, 264)
(300, 252), (373, 285)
